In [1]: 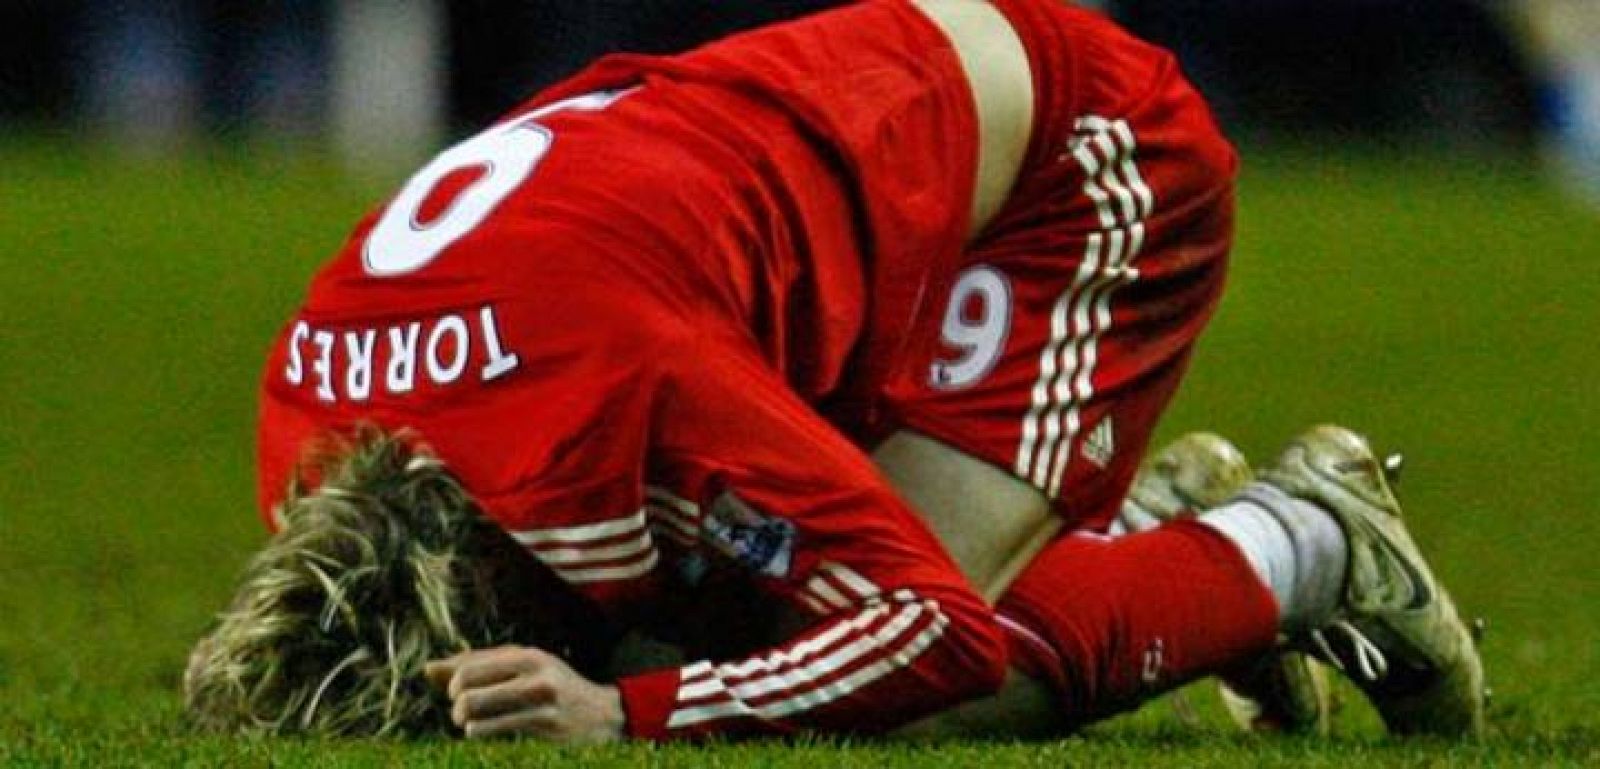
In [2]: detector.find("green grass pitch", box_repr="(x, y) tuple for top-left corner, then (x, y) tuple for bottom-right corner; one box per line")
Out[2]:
(0, 140), (1596, 766)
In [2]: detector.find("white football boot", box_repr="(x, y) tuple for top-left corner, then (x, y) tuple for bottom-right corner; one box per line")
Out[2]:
(1260, 425), (1486, 737)
(1117, 432), (1254, 531)
(1118, 433), (1333, 735)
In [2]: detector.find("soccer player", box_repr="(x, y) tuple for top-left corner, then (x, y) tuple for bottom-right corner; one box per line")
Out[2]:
(186, 0), (1483, 742)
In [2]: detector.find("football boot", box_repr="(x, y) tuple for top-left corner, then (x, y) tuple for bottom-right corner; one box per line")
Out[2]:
(1259, 425), (1485, 737)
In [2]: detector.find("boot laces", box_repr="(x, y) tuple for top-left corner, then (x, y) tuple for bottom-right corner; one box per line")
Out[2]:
(1309, 620), (1389, 682)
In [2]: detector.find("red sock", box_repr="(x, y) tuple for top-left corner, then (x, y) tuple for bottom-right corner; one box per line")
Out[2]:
(996, 520), (1279, 728)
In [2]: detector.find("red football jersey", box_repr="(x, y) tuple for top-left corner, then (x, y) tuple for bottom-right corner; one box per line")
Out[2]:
(259, 0), (1001, 740)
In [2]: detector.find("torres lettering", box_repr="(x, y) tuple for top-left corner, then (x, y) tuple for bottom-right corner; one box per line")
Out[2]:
(283, 304), (521, 402)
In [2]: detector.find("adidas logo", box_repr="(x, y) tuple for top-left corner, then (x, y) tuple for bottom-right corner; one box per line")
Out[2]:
(1082, 417), (1116, 469)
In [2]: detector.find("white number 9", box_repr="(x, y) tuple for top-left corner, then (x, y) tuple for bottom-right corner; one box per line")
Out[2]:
(363, 90), (627, 277)
(364, 123), (551, 276)
(930, 265), (1011, 389)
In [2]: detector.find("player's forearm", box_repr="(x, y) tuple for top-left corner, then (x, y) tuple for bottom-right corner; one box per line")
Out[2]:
(613, 571), (1006, 740)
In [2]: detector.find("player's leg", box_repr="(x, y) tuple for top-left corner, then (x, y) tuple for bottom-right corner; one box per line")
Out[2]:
(872, 430), (1058, 598)
(1092, 433), (1346, 733)
(1033, 425), (1487, 737)
(895, 432), (1283, 738)
(1114, 434), (1334, 735)
(917, 425), (1484, 739)
(997, 425), (1485, 736)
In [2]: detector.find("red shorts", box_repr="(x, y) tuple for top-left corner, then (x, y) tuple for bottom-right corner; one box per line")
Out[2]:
(878, 0), (1239, 532)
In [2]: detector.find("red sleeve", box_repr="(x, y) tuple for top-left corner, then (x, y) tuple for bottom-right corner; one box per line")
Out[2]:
(616, 561), (1001, 739)
(610, 337), (1006, 740)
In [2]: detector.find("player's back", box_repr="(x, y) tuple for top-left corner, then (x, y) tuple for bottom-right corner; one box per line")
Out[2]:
(258, 0), (984, 527)
(525, 0), (985, 400)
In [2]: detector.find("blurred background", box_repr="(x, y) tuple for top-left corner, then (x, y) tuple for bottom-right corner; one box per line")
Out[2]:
(1, 0), (1598, 755)
(1, 0), (1597, 198)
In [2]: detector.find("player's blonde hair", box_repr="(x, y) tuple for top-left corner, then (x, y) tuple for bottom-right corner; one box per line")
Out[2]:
(184, 428), (541, 735)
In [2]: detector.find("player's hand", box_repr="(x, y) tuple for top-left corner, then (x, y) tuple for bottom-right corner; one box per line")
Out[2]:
(425, 645), (625, 743)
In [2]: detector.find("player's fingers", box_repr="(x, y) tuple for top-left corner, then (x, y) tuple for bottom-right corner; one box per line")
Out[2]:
(449, 660), (521, 701)
(447, 647), (549, 699)
(452, 675), (558, 727)
(462, 706), (560, 740)
(423, 658), (460, 691)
